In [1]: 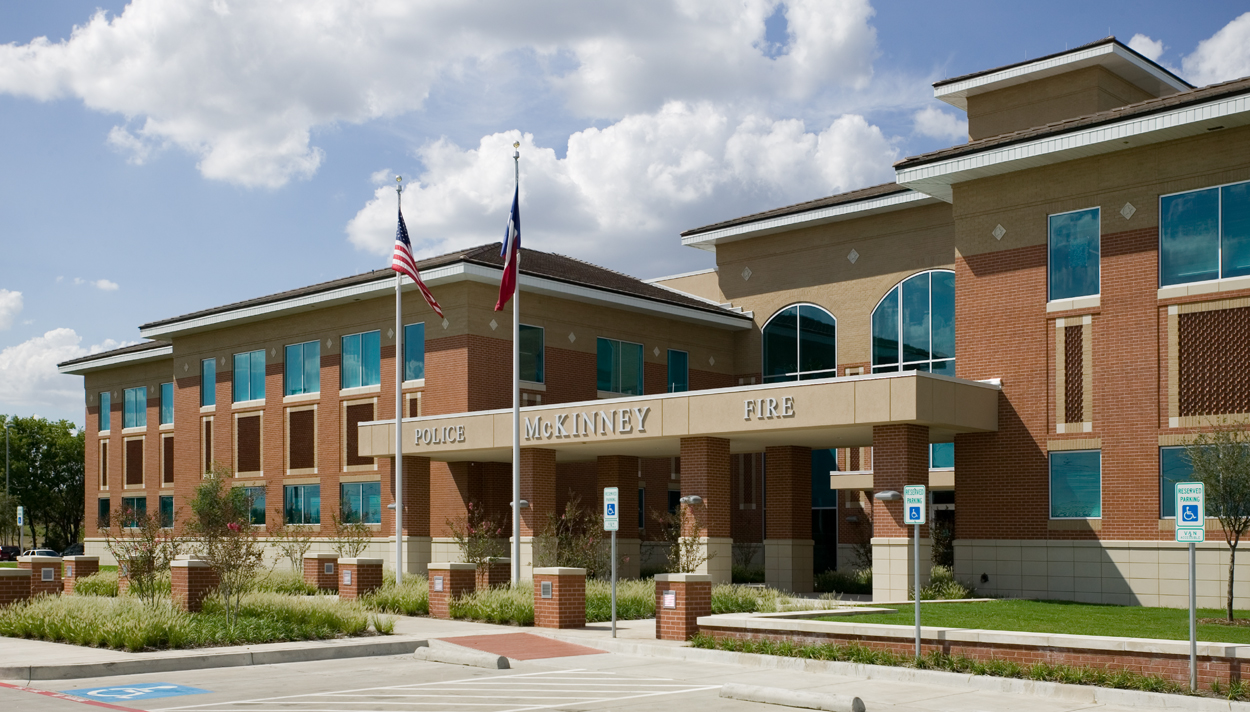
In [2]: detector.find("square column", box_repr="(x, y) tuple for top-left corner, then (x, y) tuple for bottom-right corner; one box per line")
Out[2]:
(655, 573), (711, 641)
(303, 553), (339, 592)
(764, 446), (814, 593)
(62, 556), (100, 595)
(430, 461), (471, 564)
(18, 556), (62, 598)
(533, 567), (586, 629)
(428, 562), (476, 619)
(679, 437), (732, 583)
(871, 423), (932, 601)
(171, 559), (218, 612)
(515, 447), (557, 580)
(597, 455), (641, 579)
(338, 558), (384, 600)
(393, 455), (432, 574)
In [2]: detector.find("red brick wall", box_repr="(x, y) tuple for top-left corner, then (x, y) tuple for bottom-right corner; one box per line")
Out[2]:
(338, 560), (384, 600)
(520, 448), (557, 537)
(764, 446), (812, 540)
(62, 558), (100, 595)
(0, 573), (31, 607)
(18, 559), (62, 598)
(655, 577), (711, 641)
(428, 565), (475, 619)
(871, 424), (928, 538)
(679, 437), (731, 538)
(303, 556), (339, 592)
(533, 571), (586, 629)
(171, 563), (219, 613)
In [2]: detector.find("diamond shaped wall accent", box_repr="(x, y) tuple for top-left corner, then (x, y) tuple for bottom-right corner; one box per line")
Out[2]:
(442, 319), (450, 330)
(992, 224), (1006, 240)
(847, 249), (859, 264)
(1121, 202), (1136, 220)
(568, 332), (576, 343)
(653, 346), (660, 357)
(708, 356), (716, 366)
(489, 319), (498, 331)
(741, 266), (752, 281)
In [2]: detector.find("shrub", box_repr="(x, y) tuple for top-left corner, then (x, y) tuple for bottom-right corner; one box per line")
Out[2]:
(268, 508), (314, 571)
(912, 565), (976, 601)
(102, 503), (183, 606)
(586, 578), (654, 622)
(447, 500), (508, 564)
(534, 495), (611, 579)
(330, 513), (373, 558)
(449, 583), (534, 625)
(712, 584), (780, 614)
(252, 569), (319, 596)
(362, 575), (430, 616)
(815, 568), (872, 595)
(187, 464), (267, 627)
(651, 505), (712, 574)
(74, 569), (119, 597)
(732, 565), (766, 584)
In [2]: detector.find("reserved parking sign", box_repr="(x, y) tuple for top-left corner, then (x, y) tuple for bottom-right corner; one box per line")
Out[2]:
(904, 485), (926, 525)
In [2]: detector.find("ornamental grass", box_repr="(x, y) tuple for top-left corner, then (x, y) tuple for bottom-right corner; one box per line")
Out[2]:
(585, 578), (654, 621)
(361, 574), (430, 616)
(73, 570), (120, 597)
(449, 583), (534, 625)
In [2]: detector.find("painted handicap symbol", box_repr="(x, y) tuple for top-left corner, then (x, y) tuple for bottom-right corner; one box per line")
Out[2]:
(1181, 504), (1200, 523)
(88, 686), (178, 700)
(63, 683), (211, 701)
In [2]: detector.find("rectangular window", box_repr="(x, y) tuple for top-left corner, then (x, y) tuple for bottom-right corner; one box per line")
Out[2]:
(233, 350), (266, 402)
(1048, 207), (1100, 301)
(404, 323), (425, 381)
(159, 495), (174, 528)
(341, 482), (382, 524)
(284, 341), (321, 396)
(343, 402), (376, 469)
(243, 486), (266, 525)
(162, 435), (174, 485)
(519, 325), (544, 383)
(1159, 446), (1213, 518)
(159, 382), (174, 425)
(287, 407), (316, 471)
(638, 487), (646, 530)
(1161, 181), (1250, 286)
(341, 331), (381, 389)
(235, 414), (262, 474)
(668, 489), (680, 515)
(597, 338), (644, 395)
(123, 387), (147, 429)
(99, 441), (109, 488)
(1049, 450), (1101, 519)
(667, 350), (688, 393)
(125, 438), (144, 486)
(201, 358), (216, 407)
(930, 443), (954, 469)
(99, 391), (111, 431)
(97, 498), (110, 529)
(202, 417), (214, 474)
(284, 484), (320, 524)
(121, 496), (146, 527)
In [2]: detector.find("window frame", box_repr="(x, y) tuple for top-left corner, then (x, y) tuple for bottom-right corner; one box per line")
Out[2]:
(340, 481), (382, 525)
(1048, 449), (1102, 520)
(284, 340), (321, 397)
(341, 330), (382, 389)
(870, 270), (955, 374)
(201, 358), (216, 407)
(667, 349), (689, 393)
(123, 386), (147, 429)
(761, 303), (839, 383)
(121, 495), (147, 528)
(243, 486), (267, 525)
(284, 483), (321, 525)
(929, 442), (954, 470)
(159, 382), (174, 425)
(519, 324), (545, 384)
(403, 322), (425, 382)
(99, 391), (111, 431)
(97, 497), (110, 529)
(233, 350), (266, 403)
(1159, 179), (1250, 288)
(1047, 206), (1102, 303)
(596, 337), (645, 395)
(158, 495), (174, 528)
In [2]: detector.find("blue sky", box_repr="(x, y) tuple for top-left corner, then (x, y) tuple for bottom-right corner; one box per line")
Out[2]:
(2, 1), (1249, 425)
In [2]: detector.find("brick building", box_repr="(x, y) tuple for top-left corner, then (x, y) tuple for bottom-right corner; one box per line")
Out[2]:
(61, 37), (1250, 607)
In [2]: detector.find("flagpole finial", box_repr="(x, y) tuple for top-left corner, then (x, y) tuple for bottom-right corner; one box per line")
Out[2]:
(513, 141), (520, 160)
(395, 175), (403, 195)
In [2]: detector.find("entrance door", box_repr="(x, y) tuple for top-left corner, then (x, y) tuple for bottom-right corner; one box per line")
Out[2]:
(811, 449), (838, 574)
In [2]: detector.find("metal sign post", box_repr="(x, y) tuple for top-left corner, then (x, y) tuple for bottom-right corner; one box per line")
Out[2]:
(16, 506), (23, 552)
(1175, 481), (1205, 692)
(604, 487), (619, 638)
(904, 484), (926, 659)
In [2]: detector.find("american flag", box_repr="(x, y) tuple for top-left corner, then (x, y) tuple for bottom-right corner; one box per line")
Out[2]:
(393, 206), (444, 318)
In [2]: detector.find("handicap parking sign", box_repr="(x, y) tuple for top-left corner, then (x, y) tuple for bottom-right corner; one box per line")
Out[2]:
(606, 503), (616, 516)
(908, 506), (921, 520)
(1181, 503), (1200, 524)
(903, 485), (926, 525)
(61, 683), (211, 701)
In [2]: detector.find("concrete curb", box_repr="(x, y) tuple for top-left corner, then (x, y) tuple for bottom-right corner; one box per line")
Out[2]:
(721, 682), (865, 711)
(416, 641), (509, 669)
(0, 637), (428, 682)
(532, 632), (1250, 712)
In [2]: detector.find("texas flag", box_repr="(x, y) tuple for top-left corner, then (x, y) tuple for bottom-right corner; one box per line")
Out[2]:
(495, 185), (520, 312)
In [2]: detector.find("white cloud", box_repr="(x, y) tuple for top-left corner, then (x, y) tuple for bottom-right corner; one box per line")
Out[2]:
(347, 103), (897, 275)
(1128, 34), (1166, 62)
(0, 0), (879, 188)
(911, 106), (967, 142)
(0, 328), (130, 412)
(0, 290), (22, 331)
(71, 278), (119, 291)
(1182, 13), (1250, 86)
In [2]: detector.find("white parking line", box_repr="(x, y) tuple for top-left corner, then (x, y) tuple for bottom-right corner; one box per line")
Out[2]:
(153, 669), (721, 712)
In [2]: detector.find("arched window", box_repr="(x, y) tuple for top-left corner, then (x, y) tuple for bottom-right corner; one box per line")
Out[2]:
(871, 270), (955, 375)
(762, 304), (837, 383)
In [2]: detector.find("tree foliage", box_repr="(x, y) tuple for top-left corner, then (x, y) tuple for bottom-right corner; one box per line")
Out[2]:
(446, 500), (508, 565)
(186, 463), (265, 627)
(1185, 424), (1250, 622)
(269, 504), (314, 571)
(102, 503), (183, 606)
(1, 415), (84, 550)
(534, 494), (612, 579)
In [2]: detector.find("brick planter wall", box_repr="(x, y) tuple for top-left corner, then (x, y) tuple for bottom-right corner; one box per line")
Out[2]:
(117, 562), (130, 596)
(655, 573), (711, 641)
(303, 553), (339, 592)
(0, 569), (32, 606)
(62, 556), (100, 595)
(171, 559), (219, 613)
(338, 558), (384, 600)
(428, 563), (476, 619)
(476, 558), (510, 590)
(18, 556), (63, 598)
(534, 567), (585, 629)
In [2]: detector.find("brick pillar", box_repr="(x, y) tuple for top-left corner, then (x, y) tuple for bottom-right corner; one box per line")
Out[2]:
(430, 461), (472, 565)
(17, 556), (63, 597)
(597, 455), (641, 579)
(655, 573), (711, 641)
(428, 562), (476, 619)
(117, 561), (130, 596)
(338, 558), (384, 600)
(62, 556), (100, 595)
(678, 437), (732, 584)
(533, 567), (585, 629)
(0, 569), (32, 606)
(765, 445), (813, 593)
(391, 455), (432, 575)
(518, 448), (557, 580)
(171, 559), (218, 612)
(303, 553), (339, 592)
(476, 557), (511, 590)
(871, 423), (931, 601)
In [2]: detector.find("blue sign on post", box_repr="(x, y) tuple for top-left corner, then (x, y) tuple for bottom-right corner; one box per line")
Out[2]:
(903, 485), (926, 525)
(1175, 482), (1205, 544)
(61, 684), (211, 701)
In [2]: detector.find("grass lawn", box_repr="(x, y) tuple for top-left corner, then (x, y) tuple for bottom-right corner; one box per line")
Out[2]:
(820, 600), (1250, 644)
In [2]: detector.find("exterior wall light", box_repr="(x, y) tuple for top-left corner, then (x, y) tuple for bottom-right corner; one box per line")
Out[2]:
(874, 491), (902, 501)
(679, 495), (703, 505)
(510, 500), (530, 509)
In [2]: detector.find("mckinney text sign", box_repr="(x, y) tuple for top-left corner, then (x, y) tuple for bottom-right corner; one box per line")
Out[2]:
(524, 406), (653, 442)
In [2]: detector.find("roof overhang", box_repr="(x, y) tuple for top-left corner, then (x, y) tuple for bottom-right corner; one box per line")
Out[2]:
(936, 41), (1189, 111)
(357, 370), (1000, 463)
(139, 261), (752, 340)
(680, 190), (939, 251)
(897, 92), (1250, 202)
(58, 345), (173, 375)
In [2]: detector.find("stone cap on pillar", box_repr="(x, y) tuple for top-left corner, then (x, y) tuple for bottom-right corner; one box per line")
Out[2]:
(428, 562), (477, 571)
(303, 552), (340, 560)
(0, 569), (32, 579)
(171, 559), (211, 568)
(533, 567), (586, 576)
(17, 556), (62, 564)
(63, 556), (99, 563)
(482, 557), (511, 564)
(338, 558), (384, 566)
(654, 573), (711, 583)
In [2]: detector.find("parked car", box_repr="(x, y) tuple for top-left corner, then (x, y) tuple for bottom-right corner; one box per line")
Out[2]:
(21, 549), (59, 557)
(0, 545), (18, 561)
(62, 543), (84, 556)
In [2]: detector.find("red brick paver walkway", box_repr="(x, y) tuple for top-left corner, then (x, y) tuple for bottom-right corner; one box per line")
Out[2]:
(436, 633), (606, 660)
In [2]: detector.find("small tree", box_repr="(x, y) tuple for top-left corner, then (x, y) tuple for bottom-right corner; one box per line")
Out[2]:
(1186, 424), (1250, 622)
(447, 500), (508, 564)
(102, 502), (182, 605)
(331, 512), (373, 558)
(269, 505), (314, 571)
(534, 494), (611, 579)
(651, 503), (712, 574)
(187, 464), (265, 625)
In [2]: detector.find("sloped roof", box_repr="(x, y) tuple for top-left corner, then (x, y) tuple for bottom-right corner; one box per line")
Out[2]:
(681, 183), (910, 237)
(58, 340), (171, 369)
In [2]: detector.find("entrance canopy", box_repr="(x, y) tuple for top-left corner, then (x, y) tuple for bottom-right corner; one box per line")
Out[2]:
(358, 371), (999, 463)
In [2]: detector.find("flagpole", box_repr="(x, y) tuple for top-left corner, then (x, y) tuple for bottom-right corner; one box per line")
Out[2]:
(511, 144), (522, 587)
(394, 176), (405, 585)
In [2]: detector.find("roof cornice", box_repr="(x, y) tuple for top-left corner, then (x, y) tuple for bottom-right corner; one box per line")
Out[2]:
(58, 344), (173, 375)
